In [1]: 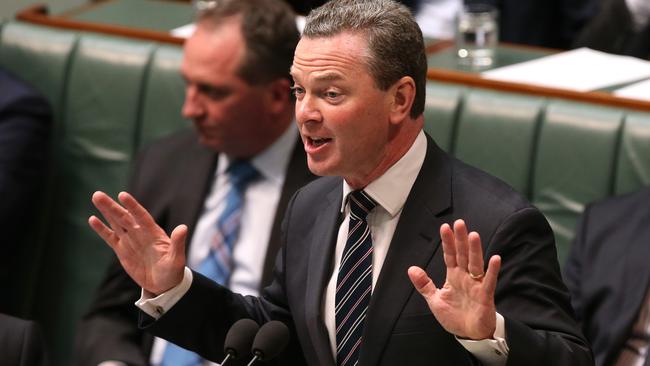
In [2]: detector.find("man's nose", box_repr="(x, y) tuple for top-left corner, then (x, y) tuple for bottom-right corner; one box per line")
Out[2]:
(182, 85), (204, 118)
(295, 94), (322, 125)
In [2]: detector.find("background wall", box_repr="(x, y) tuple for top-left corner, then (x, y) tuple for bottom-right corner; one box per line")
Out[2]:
(0, 0), (87, 22)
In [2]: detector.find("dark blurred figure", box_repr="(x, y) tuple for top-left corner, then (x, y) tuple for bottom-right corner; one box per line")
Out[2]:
(564, 187), (650, 366)
(286, 0), (417, 14)
(287, 0), (598, 49)
(0, 67), (52, 315)
(0, 313), (49, 366)
(574, 0), (650, 58)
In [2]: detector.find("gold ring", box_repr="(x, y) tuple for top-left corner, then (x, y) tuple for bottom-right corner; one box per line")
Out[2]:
(469, 272), (484, 280)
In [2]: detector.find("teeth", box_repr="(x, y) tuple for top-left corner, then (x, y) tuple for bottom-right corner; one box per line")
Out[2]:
(310, 137), (329, 147)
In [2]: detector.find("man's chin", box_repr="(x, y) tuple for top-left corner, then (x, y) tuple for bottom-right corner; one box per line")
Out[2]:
(306, 159), (337, 177)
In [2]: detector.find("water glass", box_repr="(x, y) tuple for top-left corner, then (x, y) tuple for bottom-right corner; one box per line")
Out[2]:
(455, 4), (499, 68)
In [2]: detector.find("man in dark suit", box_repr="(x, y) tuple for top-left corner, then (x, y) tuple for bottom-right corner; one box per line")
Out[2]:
(0, 68), (51, 315)
(75, 1), (313, 365)
(0, 313), (49, 366)
(88, 0), (592, 365)
(564, 187), (650, 366)
(573, 0), (650, 59)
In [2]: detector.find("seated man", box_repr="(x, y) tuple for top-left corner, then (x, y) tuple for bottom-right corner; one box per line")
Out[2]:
(0, 67), (52, 315)
(0, 313), (49, 366)
(564, 187), (650, 366)
(75, 0), (313, 365)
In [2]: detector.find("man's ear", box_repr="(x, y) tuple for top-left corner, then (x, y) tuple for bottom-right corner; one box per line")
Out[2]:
(265, 78), (292, 114)
(389, 76), (416, 124)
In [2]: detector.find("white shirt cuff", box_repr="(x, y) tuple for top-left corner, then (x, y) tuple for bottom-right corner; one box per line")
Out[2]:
(456, 312), (509, 366)
(135, 267), (193, 319)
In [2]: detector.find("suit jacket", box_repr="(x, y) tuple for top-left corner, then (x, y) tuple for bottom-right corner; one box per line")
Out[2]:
(465, 0), (598, 49)
(573, 0), (650, 59)
(0, 69), (52, 314)
(144, 135), (592, 366)
(564, 187), (650, 366)
(75, 130), (314, 366)
(0, 313), (49, 366)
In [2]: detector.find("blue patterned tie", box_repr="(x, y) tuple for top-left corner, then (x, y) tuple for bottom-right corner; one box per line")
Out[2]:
(336, 190), (377, 366)
(161, 160), (259, 366)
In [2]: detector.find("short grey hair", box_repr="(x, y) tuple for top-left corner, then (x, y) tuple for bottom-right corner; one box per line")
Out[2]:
(196, 0), (299, 85)
(303, 0), (427, 118)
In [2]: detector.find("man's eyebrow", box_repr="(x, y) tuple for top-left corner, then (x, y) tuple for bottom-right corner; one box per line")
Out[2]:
(289, 70), (344, 83)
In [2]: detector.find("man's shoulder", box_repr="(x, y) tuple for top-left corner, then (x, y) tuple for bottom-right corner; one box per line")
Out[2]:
(449, 154), (532, 214)
(585, 186), (650, 221)
(0, 69), (50, 117)
(135, 129), (215, 169)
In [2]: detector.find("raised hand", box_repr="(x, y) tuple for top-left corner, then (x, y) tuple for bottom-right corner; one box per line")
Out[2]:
(408, 219), (501, 340)
(88, 191), (188, 295)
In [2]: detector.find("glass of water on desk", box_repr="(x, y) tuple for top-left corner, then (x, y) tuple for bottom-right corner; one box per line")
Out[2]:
(455, 4), (498, 69)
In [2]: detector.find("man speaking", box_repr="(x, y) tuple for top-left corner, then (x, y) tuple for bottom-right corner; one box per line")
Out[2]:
(88, 0), (592, 364)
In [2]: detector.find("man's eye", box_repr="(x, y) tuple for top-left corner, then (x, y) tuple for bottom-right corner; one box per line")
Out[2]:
(291, 86), (305, 97)
(324, 91), (340, 99)
(198, 85), (229, 100)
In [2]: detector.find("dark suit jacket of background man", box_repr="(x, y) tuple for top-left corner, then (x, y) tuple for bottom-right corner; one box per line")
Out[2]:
(564, 187), (650, 366)
(75, 130), (314, 366)
(286, 0), (598, 49)
(0, 68), (51, 315)
(144, 134), (592, 366)
(0, 313), (49, 366)
(573, 0), (650, 59)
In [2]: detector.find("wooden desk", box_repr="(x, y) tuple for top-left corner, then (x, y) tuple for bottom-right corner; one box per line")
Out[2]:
(426, 41), (650, 112)
(16, 0), (193, 44)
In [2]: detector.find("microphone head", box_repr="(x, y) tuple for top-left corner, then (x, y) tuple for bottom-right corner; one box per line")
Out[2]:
(251, 320), (290, 361)
(224, 318), (260, 359)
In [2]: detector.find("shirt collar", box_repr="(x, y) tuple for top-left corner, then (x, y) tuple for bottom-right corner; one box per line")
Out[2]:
(217, 121), (298, 185)
(341, 130), (427, 217)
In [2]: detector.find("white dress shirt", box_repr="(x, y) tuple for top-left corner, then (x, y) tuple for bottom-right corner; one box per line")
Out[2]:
(148, 123), (298, 366)
(415, 0), (463, 39)
(139, 130), (509, 365)
(626, 0), (650, 31)
(615, 288), (650, 366)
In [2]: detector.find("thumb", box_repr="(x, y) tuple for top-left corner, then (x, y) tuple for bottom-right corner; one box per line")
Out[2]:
(408, 266), (437, 299)
(170, 224), (188, 251)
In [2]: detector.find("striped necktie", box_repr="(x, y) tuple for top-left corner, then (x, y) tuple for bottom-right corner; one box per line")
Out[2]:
(336, 190), (377, 366)
(161, 160), (259, 366)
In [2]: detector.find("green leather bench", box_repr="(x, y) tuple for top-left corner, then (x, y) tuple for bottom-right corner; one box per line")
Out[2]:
(2, 20), (650, 366)
(0, 21), (188, 366)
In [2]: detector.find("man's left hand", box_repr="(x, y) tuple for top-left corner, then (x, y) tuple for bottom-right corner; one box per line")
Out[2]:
(407, 219), (501, 340)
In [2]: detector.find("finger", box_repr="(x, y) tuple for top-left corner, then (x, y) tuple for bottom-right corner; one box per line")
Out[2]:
(170, 224), (188, 253)
(118, 192), (156, 229)
(454, 219), (469, 270)
(467, 231), (485, 278)
(92, 191), (131, 233)
(483, 255), (501, 296)
(440, 223), (457, 268)
(407, 266), (437, 299)
(88, 215), (119, 249)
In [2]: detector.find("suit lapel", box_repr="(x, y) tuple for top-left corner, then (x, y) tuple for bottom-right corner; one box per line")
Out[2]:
(169, 142), (218, 242)
(261, 138), (314, 286)
(360, 137), (453, 366)
(305, 181), (342, 366)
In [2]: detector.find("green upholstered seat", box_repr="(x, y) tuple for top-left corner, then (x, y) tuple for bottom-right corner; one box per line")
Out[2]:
(138, 44), (189, 146)
(531, 101), (624, 264)
(423, 81), (464, 152)
(0, 22), (78, 129)
(453, 89), (544, 196)
(614, 112), (650, 195)
(30, 34), (155, 366)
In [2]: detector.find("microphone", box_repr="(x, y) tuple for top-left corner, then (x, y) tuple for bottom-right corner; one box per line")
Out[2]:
(246, 321), (290, 366)
(221, 318), (260, 365)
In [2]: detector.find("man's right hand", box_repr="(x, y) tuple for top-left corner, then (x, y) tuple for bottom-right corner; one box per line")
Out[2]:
(89, 191), (187, 295)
